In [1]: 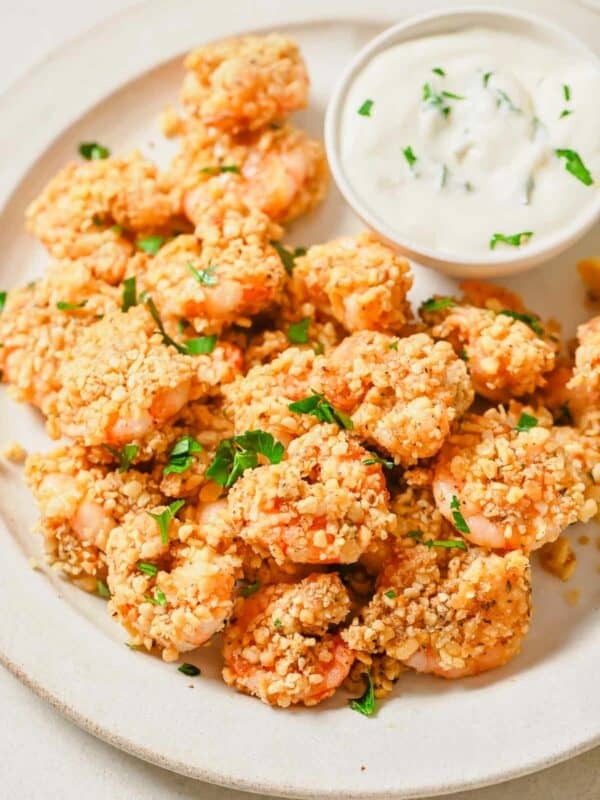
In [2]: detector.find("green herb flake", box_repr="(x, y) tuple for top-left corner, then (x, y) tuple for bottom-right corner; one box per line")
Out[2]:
(287, 317), (311, 345)
(121, 276), (138, 312)
(349, 670), (376, 717)
(239, 580), (261, 598)
(489, 231), (533, 250)
(555, 149), (593, 186)
(289, 390), (354, 430)
(163, 435), (203, 475)
(482, 71), (493, 88)
(441, 90), (465, 100)
(495, 89), (521, 113)
(363, 456), (394, 469)
(388, 341), (399, 351)
(560, 109), (573, 119)
(97, 579), (111, 599)
(111, 223), (124, 235)
(273, 618), (282, 628)
(185, 335), (217, 355)
(102, 443), (139, 472)
(313, 341), (325, 355)
(200, 164), (240, 175)
(178, 663), (200, 676)
(422, 83), (451, 117)
(403, 146), (417, 168)
(270, 241), (306, 276)
(459, 348), (469, 361)
(187, 262), (218, 286)
(145, 589), (167, 608)
(79, 141), (110, 160)
(421, 296), (456, 313)
(432, 67), (446, 77)
(450, 495), (471, 535)
(358, 99), (374, 117)
(384, 589), (397, 599)
(177, 319), (190, 334)
(136, 235), (166, 255)
(206, 431), (285, 489)
(497, 309), (543, 336)
(147, 499), (186, 544)
(145, 297), (188, 354)
(557, 402), (573, 425)
(407, 529), (468, 551)
(56, 300), (88, 311)
(137, 561), (158, 577)
(563, 84), (571, 102)
(515, 412), (538, 433)
(0, 292), (7, 312)
(92, 214), (105, 226)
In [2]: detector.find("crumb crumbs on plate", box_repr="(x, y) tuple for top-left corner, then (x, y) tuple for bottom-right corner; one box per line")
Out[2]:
(1, 440), (26, 462)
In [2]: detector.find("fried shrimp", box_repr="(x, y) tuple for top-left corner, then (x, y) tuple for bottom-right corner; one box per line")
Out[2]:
(432, 404), (597, 552)
(107, 503), (241, 660)
(569, 315), (600, 397)
(222, 573), (354, 706)
(26, 153), (174, 283)
(291, 233), (413, 333)
(25, 445), (163, 580)
(343, 542), (531, 678)
(313, 331), (474, 465)
(0, 260), (120, 416)
(181, 34), (309, 132)
(50, 304), (240, 445)
(228, 424), (396, 564)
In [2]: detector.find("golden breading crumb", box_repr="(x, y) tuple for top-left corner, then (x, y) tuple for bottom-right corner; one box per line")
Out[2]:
(0, 260), (120, 416)
(228, 424), (396, 564)
(565, 589), (581, 606)
(569, 316), (600, 396)
(49, 304), (240, 446)
(25, 445), (164, 579)
(107, 505), (241, 660)
(26, 153), (175, 283)
(223, 346), (316, 444)
(1, 441), (26, 462)
(433, 403), (597, 552)
(291, 233), (413, 333)
(222, 573), (354, 707)
(181, 34), (309, 132)
(539, 536), (577, 581)
(343, 542), (531, 678)
(243, 315), (343, 370)
(344, 653), (405, 699)
(313, 331), (474, 465)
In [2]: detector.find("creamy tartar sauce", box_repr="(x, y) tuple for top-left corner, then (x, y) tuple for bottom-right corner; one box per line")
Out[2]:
(340, 27), (599, 256)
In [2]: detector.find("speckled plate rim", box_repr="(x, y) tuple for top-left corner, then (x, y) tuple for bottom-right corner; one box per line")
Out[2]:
(0, 1), (599, 798)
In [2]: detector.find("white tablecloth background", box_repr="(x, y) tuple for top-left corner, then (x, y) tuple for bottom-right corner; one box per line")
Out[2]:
(1, 1), (598, 797)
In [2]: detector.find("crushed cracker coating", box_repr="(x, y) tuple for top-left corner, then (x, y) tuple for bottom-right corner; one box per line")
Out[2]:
(540, 536), (577, 581)
(344, 653), (405, 700)
(312, 331), (473, 465)
(1, 441), (26, 463)
(433, 402), (597, 552)
(222, 573), (354, 707)
(343, 542), (531, 678)
(291, 233), (413, 334)
(181, 34), (309, 132)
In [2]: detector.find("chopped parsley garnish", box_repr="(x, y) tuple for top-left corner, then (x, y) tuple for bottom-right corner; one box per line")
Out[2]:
(200, 164), (240, 175)
(555, 149), (593, 186)
(384, 589), (397, 599)
(403, 146), (417, 168)
(121, 276), (138, 312)
(422, 82), (451, 117)
(432, 67), (446, 76)
(163, 435), (203, 475)
(421, 296), (456, 313)
(206, 430), (284, 489)
(273, 618), (282, 628)
(92, 214), (104, 226)
(270, 241), (306, 275)
(482, 71), (493, 87)
(498, 309), (543, 336)
(515, 412), (538, 433)
(177, 319), (190, 334)
(459, 348), (469, 361)
(560, 109), (573, 119)
(185, 335), (217, 355)
(563, 84), (571, 102)
(147, 298), (215, 356)
(178, 663), (200, 676)
(102, 443), (139, 472)
(239, 580), (261, 598)
(441, 90), (465, 100)
(407, 529), (468, 551)
(450, 496), (471, 535)
(495, 89), (521, 113)
(137, 561), (158, 577)
(187, 262), (218, 286)
(146, 297), (188, 353)
(349, 670), (375, 717)
(0, 292), (7, 312)
(358, 99), (374, 116)
(388, 341), (399, 351)
(557, 402), (573, 425)
(111, 223), (124, 235)
(79, 141), (110, 160)
(145, 589), (167, 607)
(289, 390), (353, 430)
(313, 341), (325, 355)
(147, 499), (186, 544)
(97, 579), (111, 598)
(56, 300), (88, 311)
(489, 231), (533, 250)
(136, 235), (166, 255)
(287, 317), (311, 345)
(440, 164), (449, 188)
(363, 456), (394, 469)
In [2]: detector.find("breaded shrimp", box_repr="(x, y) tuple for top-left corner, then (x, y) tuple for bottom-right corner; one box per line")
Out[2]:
(243, 317), (343, 369)
(107, 503), (241, 660)
(26, 153), (174, 283)
(228, 424), (396, 564)
(25, 445), (163, 580)
(290, 233), (413, 333)
(0, 260), (120, 416)
(181, 34), (309, 132)
(569, 315), (600, 396)
(50, 304), (241, 445)
(343, 541), (531, 679)
(222, 573), (354, 707)
(223, 346), (316, 445)
(312, 331), (474, 465)
(432, 403), (597, 551)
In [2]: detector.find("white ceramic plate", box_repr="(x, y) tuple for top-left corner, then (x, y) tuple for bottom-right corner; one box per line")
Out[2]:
(0, 1), (598, 798)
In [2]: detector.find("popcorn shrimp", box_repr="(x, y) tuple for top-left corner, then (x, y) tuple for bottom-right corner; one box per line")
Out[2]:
(569, 315), (600, 397)
(228, 424), (396, 564)
(222, 573), (354, 707)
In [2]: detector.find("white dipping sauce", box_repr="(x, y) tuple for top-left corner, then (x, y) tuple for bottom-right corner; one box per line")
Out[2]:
(340, 27), (600, 257)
